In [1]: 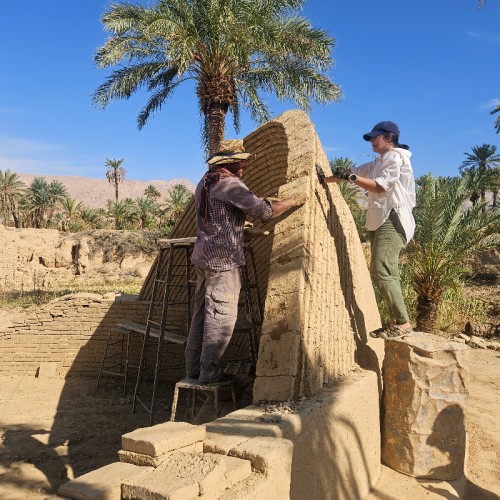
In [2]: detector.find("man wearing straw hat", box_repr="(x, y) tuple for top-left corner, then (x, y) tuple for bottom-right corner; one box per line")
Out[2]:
(186, 139), (302, 386)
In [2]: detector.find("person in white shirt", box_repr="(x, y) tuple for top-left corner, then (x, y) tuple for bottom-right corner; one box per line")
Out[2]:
(325, 121), (416, 338)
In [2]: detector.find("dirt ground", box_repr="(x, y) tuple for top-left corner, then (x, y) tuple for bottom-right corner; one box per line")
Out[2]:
(0, 239), (498, 499)
(0, 347), (498, 500)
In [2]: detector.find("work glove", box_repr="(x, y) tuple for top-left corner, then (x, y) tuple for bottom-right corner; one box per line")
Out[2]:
(315, 164), (326, 184)
(331, 165), (351, 180)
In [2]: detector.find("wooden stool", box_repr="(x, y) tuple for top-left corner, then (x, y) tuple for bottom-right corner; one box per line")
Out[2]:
(170, 378), (237, 422)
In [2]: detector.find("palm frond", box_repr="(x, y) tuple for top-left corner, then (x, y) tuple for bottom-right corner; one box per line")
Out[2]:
(94, 0), (341, 149)
(491, 103), (500, 134)
(137, 80), (183, 129)
(408, 174), (500, 300)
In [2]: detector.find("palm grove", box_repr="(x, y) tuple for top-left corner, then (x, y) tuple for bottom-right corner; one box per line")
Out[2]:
(1, 0), (498, 333)
(0, 166), (193, 232)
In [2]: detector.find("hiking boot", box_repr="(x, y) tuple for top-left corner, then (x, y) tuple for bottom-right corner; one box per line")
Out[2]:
(379, 324), (414, 340)
(369, 326), (388, 339)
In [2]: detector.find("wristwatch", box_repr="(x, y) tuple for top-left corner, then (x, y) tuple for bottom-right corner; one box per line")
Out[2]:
(348, 173), (357, 183)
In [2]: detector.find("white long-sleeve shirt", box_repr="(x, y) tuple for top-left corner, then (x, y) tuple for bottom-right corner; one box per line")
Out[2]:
(354, 148), (416, 242)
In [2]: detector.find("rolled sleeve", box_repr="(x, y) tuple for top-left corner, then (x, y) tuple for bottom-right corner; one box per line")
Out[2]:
(216, 178), (273, 222)
(373, 153), (401, 191)
(354, 160), (376, 178)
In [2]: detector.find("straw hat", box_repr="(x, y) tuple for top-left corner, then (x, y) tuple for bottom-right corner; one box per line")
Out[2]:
(207, 139), (252, 166)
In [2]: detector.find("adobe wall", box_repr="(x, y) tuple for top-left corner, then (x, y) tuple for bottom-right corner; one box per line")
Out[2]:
(0, 294), (154, 377)
(247, 111), (382, 400)
(58, 370), (380, 500)
(1, 110), (382, 399)
(140, 109), (382, 401)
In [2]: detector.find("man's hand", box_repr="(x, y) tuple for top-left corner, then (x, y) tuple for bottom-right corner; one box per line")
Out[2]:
(270, 195), (305, 218)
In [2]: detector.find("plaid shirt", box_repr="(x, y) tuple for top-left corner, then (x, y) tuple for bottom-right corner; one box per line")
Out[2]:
(191, 175), (272, 271)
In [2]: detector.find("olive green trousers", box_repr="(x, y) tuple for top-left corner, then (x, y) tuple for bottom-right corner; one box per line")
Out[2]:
(368, 210), (410, 325)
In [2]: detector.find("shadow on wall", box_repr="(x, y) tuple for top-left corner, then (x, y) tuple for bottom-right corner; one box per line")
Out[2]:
(207, 375), (381, 500)
(318, 185), (382, 396)
(289, 414), (377, 500)
(418, 405), (492, 499)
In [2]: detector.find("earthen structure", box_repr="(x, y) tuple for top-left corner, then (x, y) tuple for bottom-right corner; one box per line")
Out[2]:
(139, 109), (383, 401)
(1, 110), (388, 498)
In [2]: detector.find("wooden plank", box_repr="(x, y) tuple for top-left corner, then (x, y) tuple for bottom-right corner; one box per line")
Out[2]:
(117, 322), (187, 345)
(158, 237), (197, 248)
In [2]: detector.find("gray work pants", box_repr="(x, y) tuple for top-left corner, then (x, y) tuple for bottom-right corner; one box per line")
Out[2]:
(185, 266), (241, 383)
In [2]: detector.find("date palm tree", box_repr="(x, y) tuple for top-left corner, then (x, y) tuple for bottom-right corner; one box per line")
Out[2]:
(407, 174), (500, 332)
(161, 183), (193, 225)
(20, 178), (68, 228)
(105, 158), (126, 202)
(80, 208), (108, 229)
(60, 198), (85, 232)
(144, 184), (161, 200)
(92, 0), (341, 154)
(107, 198), (138, 229)
(460, 144), (500, 209)
(135, 196), (160, 228)
(0, 170), (25, 227)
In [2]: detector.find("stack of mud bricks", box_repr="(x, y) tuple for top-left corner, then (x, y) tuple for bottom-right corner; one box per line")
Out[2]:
(382, 333), (469, 480)
(58, 421), (293, 499)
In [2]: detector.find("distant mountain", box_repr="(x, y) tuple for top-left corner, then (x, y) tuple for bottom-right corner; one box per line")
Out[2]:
(17, 174), (195, 209)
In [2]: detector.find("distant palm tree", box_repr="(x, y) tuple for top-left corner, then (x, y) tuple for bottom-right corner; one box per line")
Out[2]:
(60, 198), (85, 231)
(460, 144), (500, 208)
(144, 184), (161, 200)
(80, 207), (108, 229)
(105, 158), (126, 202)
(93, 0), (341, 153)
(107, 198), (138, 229)
(0, 170), (25, 227)
(407, 175), (500, 332)
(135, 196), (159, 229)
(20, 178), (68, 228)
(161, 184), (193, 226)
(45, 180), (68, 227)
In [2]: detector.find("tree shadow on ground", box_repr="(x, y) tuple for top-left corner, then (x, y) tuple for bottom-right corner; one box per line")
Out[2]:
(0, 376), (174, 497)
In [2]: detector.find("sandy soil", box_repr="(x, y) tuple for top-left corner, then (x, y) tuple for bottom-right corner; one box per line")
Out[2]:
(0, 347), (498, 500)
(0, 243), (497, 499)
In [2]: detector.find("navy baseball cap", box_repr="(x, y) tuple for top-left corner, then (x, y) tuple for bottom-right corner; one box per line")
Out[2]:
(363, 121), (400, 141)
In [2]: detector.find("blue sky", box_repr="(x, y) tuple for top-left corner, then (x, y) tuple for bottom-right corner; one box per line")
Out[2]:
(0, 0), (498, 185)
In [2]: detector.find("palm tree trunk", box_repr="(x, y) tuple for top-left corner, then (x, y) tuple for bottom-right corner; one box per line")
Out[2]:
(481, 190), (486, 214)
(493, 190), (498, 209)
(416, 295), (440, 332)
(115, 181), (119, 202)
(207, 105), (226, 155)
(12, 210), (20, 228)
